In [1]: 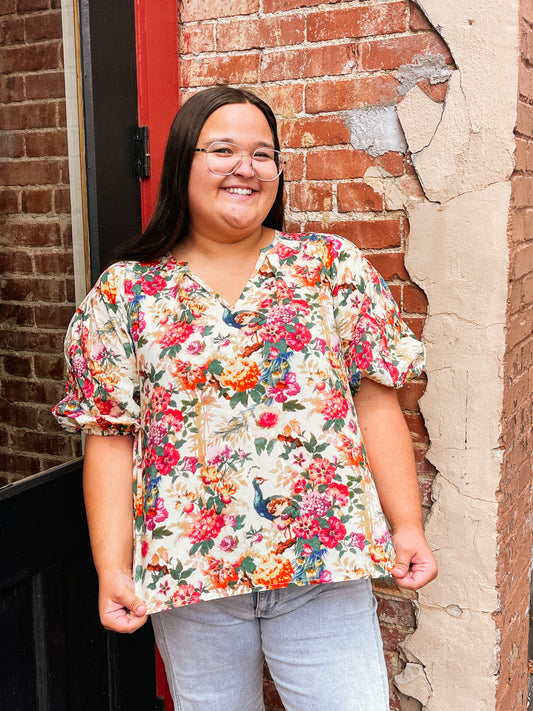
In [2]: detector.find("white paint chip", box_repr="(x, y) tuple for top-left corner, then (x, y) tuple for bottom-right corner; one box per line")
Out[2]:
(342, 106), (407, 157)
(397, 85), (445, 155)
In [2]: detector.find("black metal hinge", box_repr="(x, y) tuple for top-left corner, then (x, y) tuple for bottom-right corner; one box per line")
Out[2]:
(134, 126), (151, 178)
(154, 696), (166, 711)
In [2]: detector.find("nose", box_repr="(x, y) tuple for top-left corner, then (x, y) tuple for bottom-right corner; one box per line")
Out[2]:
(233, 153), (255, 178)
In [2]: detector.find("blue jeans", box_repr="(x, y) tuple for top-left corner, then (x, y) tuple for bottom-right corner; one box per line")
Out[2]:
(151, 579), (389, 711)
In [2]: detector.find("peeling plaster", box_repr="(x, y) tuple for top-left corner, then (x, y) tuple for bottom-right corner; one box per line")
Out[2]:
(342, 106), (407, 157)
(393, 0), (519, 708)
(395, 54), (452, 96)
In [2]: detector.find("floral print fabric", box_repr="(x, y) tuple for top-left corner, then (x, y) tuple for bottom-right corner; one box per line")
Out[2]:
(53, 232), (424, 614)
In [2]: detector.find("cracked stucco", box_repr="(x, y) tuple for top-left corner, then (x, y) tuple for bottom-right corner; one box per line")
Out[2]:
(384, 1), (518, 709)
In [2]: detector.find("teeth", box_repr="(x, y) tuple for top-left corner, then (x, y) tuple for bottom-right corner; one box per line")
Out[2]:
(226, 187), (253, 195)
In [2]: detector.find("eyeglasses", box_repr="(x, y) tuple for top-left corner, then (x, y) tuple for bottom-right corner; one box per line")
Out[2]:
(193, 141), (285, 181)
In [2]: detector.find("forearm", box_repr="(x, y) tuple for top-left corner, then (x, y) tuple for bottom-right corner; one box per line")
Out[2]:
(352, 379), (423, 533)
(83, 433), (135, 575)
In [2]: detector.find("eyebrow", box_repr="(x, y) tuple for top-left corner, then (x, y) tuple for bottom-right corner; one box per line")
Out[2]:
(202, 137), (276, 149)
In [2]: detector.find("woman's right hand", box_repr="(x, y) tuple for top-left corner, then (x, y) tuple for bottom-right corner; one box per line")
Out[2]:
(98, 568), (148, 633)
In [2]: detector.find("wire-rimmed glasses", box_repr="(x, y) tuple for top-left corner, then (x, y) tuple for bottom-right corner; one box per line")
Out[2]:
(193, 141), (285, 181)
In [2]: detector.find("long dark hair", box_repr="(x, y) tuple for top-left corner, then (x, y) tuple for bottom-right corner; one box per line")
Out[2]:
(115, 86), (285, 263)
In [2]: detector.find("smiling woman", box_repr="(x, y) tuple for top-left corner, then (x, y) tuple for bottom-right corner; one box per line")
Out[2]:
(52, 86), (436, 711)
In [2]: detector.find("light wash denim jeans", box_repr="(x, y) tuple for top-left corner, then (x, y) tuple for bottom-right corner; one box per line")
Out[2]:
(151, 578), (389, 711)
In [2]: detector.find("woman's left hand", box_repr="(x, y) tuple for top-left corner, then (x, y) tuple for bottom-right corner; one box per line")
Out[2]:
(391, 525), (438, 590)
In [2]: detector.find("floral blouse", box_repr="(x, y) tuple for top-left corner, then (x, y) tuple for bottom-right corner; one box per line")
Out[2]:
(53, 232), (424, 614)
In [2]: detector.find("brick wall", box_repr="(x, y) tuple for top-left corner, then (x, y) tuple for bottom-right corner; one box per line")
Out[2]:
(178, 1), (452, 708)
(497, 1), (533, 708)
(0, 0), (80, 485)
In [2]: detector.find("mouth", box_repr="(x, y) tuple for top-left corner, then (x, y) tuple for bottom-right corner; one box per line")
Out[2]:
(223, 187), (255, 196)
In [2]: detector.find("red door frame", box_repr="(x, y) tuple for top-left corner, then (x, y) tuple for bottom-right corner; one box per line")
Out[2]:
(134, 2), (180, 708)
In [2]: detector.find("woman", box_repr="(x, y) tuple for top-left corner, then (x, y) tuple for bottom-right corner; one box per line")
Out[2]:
(54, 86), (437, 710)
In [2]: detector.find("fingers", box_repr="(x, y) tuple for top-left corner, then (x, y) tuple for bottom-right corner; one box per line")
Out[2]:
(391, 528), (438, 591)
(98, 571), (149, 633)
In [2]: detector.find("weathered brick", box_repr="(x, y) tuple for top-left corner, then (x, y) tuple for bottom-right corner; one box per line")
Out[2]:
(0, 188), (19, 212)
(0, 131), (25, 158)
(338, 182), (384, 212)
(3, 354), (33, 377)
(403, 282), (427, 312)
(17, 0), (49, 10)
(0, 221), (61, 246)
(25, 70), (65, 99)
(288, 182), (333, 212)
(0, 16), (24, 43)
(24, 10), (62, 40)
(180, 21), (215, 54)
(0, 74), (25, 102)
(306, 75), (400, 114)
(280, 115), (350, 149)
(305, 218), (401, 249)
(263, 0), (336, 10)
(0, 275), (67, 302)
(0, 249), (32, 272)
(34, 302), (76, 329)
(415, 77), (448, 102)
(217, 15), (304, 52)
(181, 53), (259, 87)
(256, 84), (304, 118)
(53, 186), (70, 212)
(1, 303), (36, 326)
(397, 380), (425, 411)
(308, 2), (407, 42)
(0, 101), (57, 130)
(261, 44), (355, 83)
(22, 187), (53, 212)
(33, 250), (73, 275)
(409, 3), (433, 31)
(0, 453), (42, 478)
(367, 251), (410, 280)
(0, 0), (17, 14)
(358, 33), (453, 72)
(307, 148), (403, 179)
(0, 329), (65, 355)
(0, 158), (61, 186)
(0, 40), (61, 73)
(180, 0), (259, 22)
(25, 128), (67, 156)
(34, 353), (65, 378)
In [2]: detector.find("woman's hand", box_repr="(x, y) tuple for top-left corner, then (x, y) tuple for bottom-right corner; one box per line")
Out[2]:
(98, 568), (148, 633)
(391, 525), (438, 591)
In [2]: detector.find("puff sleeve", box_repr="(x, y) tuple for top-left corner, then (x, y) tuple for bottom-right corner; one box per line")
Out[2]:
(52, 264), (140, 435)
(332, 241), (425, 395)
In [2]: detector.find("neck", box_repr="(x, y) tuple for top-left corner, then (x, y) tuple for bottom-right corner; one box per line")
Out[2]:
(176, 227), (275, 262)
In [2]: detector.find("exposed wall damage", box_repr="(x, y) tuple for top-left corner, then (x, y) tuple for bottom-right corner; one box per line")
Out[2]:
(358, 1), (519, 708)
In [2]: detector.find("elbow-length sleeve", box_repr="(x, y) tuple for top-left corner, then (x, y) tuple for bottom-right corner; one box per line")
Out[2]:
(52, 264), (140, 435)
(332, 241), (425, 395)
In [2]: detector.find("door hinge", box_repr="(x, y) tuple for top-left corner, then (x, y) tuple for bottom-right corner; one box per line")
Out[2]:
(134, 126), (151, 178)
(154, 696), (166, 711)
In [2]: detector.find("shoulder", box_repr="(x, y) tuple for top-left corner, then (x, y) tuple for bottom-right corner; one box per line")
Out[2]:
(276, 231), (367, 276)
(96, 255), (173, 305)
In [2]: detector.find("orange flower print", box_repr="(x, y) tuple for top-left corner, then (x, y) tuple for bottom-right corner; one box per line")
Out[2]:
(171, 360), (207, 389)
(253, 554), (294, 588)
(204, 556), (241, 589)
(320, 390), (349, 420)
(220, 357), (261, 391)
(99, 272), (117, 304)
(173, 584), (201, 606)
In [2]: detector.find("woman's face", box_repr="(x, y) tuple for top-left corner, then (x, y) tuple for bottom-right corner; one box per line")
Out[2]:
(187, 103), (279, 245)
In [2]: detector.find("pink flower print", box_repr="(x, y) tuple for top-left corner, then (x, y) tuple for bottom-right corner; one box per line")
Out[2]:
(72, 354), (87, 377)
(320, 390), (349, 421)
(163, 408), (184, 432)
(141, 274), (167, 295)
(219, 535), (238, 552)
(131, 312), (146, 341)
(351, 532), (366, 551)
(328, 482), (350, 506)
(141, 540), (149, 557)
(173, 584), (201, 606)
(158, 443), (180, 476)
(354, 340), (373, 369)
(293, 477), (307, 494)
(266, 372), (300, 403)
(319, 570), (333, 583)
(251, 533), (263, 543)
(267, 304), (296, 325)
(149, 420), (166, 446)
(151, 386), (172, 412)
(82, 378), (95, 399)
(256, 411), (279, 428)
(292, 515), (320, 539)
(384, 360), (400, 384)
(182, 456), (199, 473)
(300, 491), (331, 518)
(314, 338), (326, 355)
(189, 508), (224, 543)
(89, 342), (106, 362)
(159, 320), (194, 347)
(187, 340), (205, 355)
(274, 243), (299, 260)
(146, 497), (169, 531)
(285, 323), (312, 352)
(223, 514), (236, 527)
(308, 458), (336, 486)
(258, 323), (285, 343)
(318, 516), (347, 549)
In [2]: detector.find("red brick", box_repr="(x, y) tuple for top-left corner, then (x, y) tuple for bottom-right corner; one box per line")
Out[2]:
(358, 33), (453, 72)
(0, 16), (24, 43)
(25, 70), (65, 99)
(0, 188), (19, 212)
(264, 0), (336, 10)
(0, 74), (25, 102)
(367, 252), (409, 280)
(306, 75), (399, 114)
(0, 452), (41, 478)
(256, 84), (304, 117)
(57, 98), (66, 127)
(516, 99), (533, 138)
(403, 315), (424, 339)
(1, 303), (36, 326)
(34, 303), (76, 329)
(180, 21), (215, 54)
(180, 0), (259, 22)
(289, 182), (333, 212)
(0, 221), (61, 246)
(280, 115), (350, 149)
(0, 131), (25, 158)
(0, 41), (61, 73)
(409, 3), (433, 31)
(33, 251), (73, 275)
(376, 594), (416, 628)
(181, 53), (259, 87)
(0, 275), (68, 302)
(397, 380), (425, 411)
(403, 282), (427, 312)
(338, 182), (383, 212)
(54, 186), (70, 212)
(59, 156), (69, 182)
(22, 187), (53, 212)
(34, 353), (65, 378)
(308, 2), (406, 42)
(283, 152), (304, 182)
(3, 354), (33, 377)
(415, 77), (448, 102)
(0, 249), (32, 272)
(0, 159), (60, 185)
(217, 15), (304, 52)
(17, 0), (49, 10)
(307, 148), (403, 179)
(0, 101), (57, 130)
(0, 0), (16, 14)
(0, 329), (65, 356)
(25, 129), (67, 156)
(305, 219), (401, 249)
(261, 44), (355, 83)
(25, 10), (62, 40)
(9, 429), (76, 457)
